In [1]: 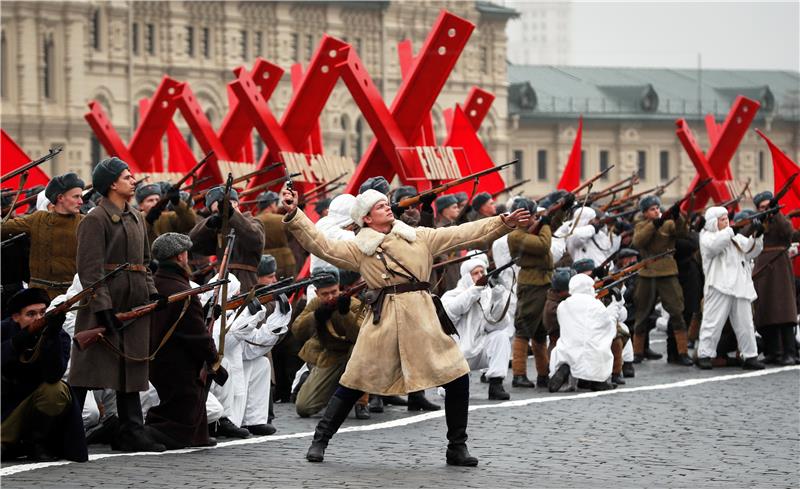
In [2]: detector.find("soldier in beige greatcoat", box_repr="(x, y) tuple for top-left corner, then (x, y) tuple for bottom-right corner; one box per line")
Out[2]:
(282, 187), (530, 467)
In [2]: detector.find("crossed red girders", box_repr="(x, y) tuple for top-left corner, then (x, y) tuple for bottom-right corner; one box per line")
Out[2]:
(676, 95), (760, 211)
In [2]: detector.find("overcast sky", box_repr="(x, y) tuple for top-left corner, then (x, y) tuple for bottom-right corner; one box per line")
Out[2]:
(568, 1), (799, 71)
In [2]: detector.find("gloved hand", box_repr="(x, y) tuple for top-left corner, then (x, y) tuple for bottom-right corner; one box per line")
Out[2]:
(692, 215), (706, 232)
(210, 364), (229, 386)
(150, 293), (169, 312)
(562, 192), (576, 209)
(751, 218), (765, 238)
(313, 301), (336, 324)
(206, 214), (222, 230)
(336, 295), (352, 315)
(247, 299), (262, 315)
(276, 293), (290, 314)
(538, 214), (551, 227)
(419, 193), (436, 214)
(167, 186), (181, 206)
(391, 204), (407, 219)
(667, 203), (681, 219)
(145, 206), (163, 225)
(768, 197), (779, 208)
(474, 275), (489, 287)
(613, 220), (626, 234)
(43, 311), (67, 337)
(609, 288), (622, 302)
(592, 220), (604, 234)
(11, 328), (37, 353)
(203, 302), (222, 320)
(593, 266), (608, 280)
(653, 216), (665, 228)
(95, 309), (123, 332)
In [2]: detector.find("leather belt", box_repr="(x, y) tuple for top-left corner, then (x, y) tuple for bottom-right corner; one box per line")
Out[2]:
(363, 282), (430, 324)
(103, 264), (148, 273)
(762, 246), (788, 252)
(29, 277), (73, 289)
(228, 263), (258, 273)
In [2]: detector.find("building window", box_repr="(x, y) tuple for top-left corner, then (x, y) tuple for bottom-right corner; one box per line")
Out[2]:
(305, 34), (313, 60)
(580, 150), (586, 180)
(185, 26), (194, 57)
(201, 28), (210, 58)
(131, 23), (139, 55)
(42, 35), (54, 100)
(91, 9), (101, 51)
(537, 150), (547, 180)
(758, 151), (765, 181)
(145, 23), (155, 55)
(91, 134), (102, 167)
(254, 31), (263, 57)
(480, 46), (488, 74)
(290, 33), (298, 62)
(1, 31), (7, 99)
(599, 150), (610, 178)
(659, 150), (670, 181)
(637, 150), (647, 179)
(240, 31), (248, 59)
(513, 150), (524, 181)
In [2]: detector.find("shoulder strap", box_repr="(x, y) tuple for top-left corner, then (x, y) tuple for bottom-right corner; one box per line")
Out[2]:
(377, 246), (421, 283)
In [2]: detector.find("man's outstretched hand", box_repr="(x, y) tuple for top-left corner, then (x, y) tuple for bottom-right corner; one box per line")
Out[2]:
(501, 208), (531, 229)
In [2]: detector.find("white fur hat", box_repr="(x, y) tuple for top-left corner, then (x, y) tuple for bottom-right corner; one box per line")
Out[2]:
(351, 189), (388, 227)
(704, 206), (728, 232)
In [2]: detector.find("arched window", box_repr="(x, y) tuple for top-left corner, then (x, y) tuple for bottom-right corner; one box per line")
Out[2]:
(91, 9), (101, 51)
(1, 31), (7, 99)
(42, 34), (54, 100)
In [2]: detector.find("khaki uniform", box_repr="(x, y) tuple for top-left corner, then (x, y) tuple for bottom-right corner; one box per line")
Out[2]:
(292, 296), (363, 416)
(69, 198), (157, 392)
(1, 210), (83, 298)
(285, 210), (511, 395)
(190, 210), (265, 291)
(256, 212), (296, 279)
(142, 200), (197, 246)
(507, 225), (553, 341)
(631, 216), (688, 334)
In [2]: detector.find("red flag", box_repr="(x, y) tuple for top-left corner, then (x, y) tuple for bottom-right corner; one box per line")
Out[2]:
(558, 116), (582, 191)
(1, 130), (51, 212)
(756, 129), (800, 277)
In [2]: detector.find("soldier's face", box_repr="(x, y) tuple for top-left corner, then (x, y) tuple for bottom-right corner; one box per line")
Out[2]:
(757, 201), (769, 212)
(257, 274), (277, 285)
(12, 304), (47, 329)
(57, 187), (84, 214)
(478, 200), (496, 216)
(717, 214), (729, 230)
(470, 266), (486, 284)
(363, 200), (394, 228)
(644, 205), (661, 220)
(441, 203), (459, 221)
(111, 170), (136, 199)
(139, 194), (160, 213)
(317, 283), (341, 306)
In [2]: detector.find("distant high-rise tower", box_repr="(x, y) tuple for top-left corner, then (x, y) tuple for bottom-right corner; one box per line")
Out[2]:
(504, 1), (571, 65)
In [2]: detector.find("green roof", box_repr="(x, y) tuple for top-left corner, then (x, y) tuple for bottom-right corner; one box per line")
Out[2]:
(475, 1), (520, 19)
(508, 65), (800, 122)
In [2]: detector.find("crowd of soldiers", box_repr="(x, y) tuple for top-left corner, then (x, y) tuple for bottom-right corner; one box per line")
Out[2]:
(1, 156), (798, 467)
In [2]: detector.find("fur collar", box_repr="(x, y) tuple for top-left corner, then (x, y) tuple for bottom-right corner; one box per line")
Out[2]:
(355, 219), (417, 256)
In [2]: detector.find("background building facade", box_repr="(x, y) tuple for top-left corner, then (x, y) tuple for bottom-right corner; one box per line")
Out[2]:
(504, 0), (570, 66)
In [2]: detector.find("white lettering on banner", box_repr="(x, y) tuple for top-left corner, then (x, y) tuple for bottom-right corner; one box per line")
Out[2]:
(410, 146), (464, 180)
(217, 161), (257, 181)
(279, 152), (353, 183)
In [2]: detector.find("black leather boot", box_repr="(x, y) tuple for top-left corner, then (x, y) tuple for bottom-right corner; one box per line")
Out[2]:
(381, 395), (408, 406)
(407, 391), (440, 411)
(779, 324), (798, 366)
(611, 374), (626, 385)
(622, 361), (635, 378)
(354, 403), (370, 420)
(444, 376), (478, 467)
(511, 375), (536, 388)
(112, 391), (166, 452)
(368, 395), (384, 413)
(548, 364), (570, 393)
(742, 356), (765, 370)
(307, 395), (356, 462)
(487, 378), (510, 400)
(244, 424), (276, 436)
(216, 417), (251, 439)
(25, 411), (58, 462)
(695, 357), (713, 370)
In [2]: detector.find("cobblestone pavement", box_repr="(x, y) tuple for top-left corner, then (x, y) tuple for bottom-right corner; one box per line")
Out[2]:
(3, 332), (799, 488)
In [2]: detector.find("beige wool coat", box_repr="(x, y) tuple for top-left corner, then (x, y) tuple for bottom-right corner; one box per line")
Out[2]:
(284, 210), (512, 395)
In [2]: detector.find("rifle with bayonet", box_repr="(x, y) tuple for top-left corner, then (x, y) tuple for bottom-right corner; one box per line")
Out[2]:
(238, 172), (302, 200)
(73, 279), (229, 352)
(731, 205), (785, 229)
(595, 249), (675, 288)
(596, 270), (640, 300)
(492, 179), (531, 199)
(1, 147), (62, 184)
(397, 160), (519, 208)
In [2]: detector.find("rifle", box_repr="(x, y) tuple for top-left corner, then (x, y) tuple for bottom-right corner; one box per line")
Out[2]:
(492, 179), (531, 199)
(597, 208), (639, 225)
(475, 260), (517, 286)
(771, 172), (799, 207)
(570, 165), (616, 196)
(397, 160), (519, 208)
(191, 162), (284, 202)
(2, 190), (39, 216)
(595, 249), (675, 288)
(528, 196), (568, 235)
(300, 183), (346, 205)
(582, 172), (639, 201)
(662, 177), (712, 219)
(718, 178), (751, 209)
(596, 270), (640, 300)
(1, 233), (26, 249)
(787, 209), (800, 219)
(298, 173), (349, 203)
(600, 179), (672, 211)
(205, 231), (236, 332)
(585, 181), (636, 203)
(731, 205), (784, 228)
(147, 151), (214, 215)
(237, 173), (302, 199)
(225, 277), (294, 310)
(1, 147), (62, 184)
(225, 275), (328, 312)
(73, 279), (228, 352)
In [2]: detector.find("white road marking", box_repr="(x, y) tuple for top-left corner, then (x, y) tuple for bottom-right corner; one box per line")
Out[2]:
(2, 365), (798, 477)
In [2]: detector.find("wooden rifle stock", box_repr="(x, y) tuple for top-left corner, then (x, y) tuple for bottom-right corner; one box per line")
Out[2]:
(528, 199), (566, 235)
(731, 205), (784, 228)
(492, 179), (531, 199)
(596, 271), (640, 299)
(594, 249), (674, 289)
(570, 165), (615, 195)
(238, 173), (301, 199)
(1, 147), (62, 183)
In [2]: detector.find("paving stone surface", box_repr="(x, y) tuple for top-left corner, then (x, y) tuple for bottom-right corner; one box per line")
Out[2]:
(3, 332), (799, 488)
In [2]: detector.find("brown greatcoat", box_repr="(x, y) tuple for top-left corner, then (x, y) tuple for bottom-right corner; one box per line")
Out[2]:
(1, 210), (83, 298)
(189, 210), (265, 291)
(753, 213), (798, 327)
(69, 198), (157, 392)
(142, 200), (198, 246)
(256, 211), (296, 278)
(632, 215), (687, 277)
(284, 210), (512, 395)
